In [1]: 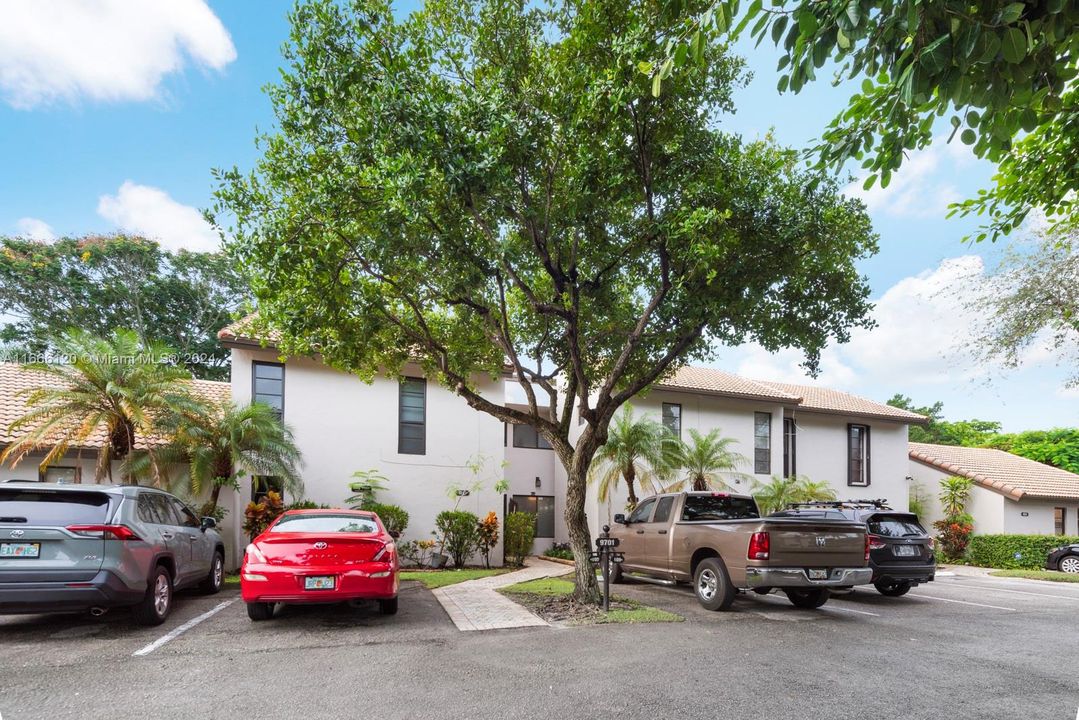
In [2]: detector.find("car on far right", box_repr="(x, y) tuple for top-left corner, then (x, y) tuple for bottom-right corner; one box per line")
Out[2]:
(1045, 543), (1079, 574)
(770, 500), (935, 597)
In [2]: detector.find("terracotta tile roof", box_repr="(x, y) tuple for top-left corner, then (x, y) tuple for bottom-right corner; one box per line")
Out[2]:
(217, 313), (278, 347)
(909, 442), (1079, 501)
(656, 366), (801, 403)
(755, 381), (929, 424)
(0, 363), (230, 451)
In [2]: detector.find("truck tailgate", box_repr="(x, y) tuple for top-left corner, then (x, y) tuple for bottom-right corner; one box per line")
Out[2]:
(762, 519), (865, 567)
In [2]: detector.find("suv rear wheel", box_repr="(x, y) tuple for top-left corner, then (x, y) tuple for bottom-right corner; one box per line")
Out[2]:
(693, 558), (736, 611)
(133, 565), (173, 626)
(784, 588), (829, 609)
(874, 580), (912, 597)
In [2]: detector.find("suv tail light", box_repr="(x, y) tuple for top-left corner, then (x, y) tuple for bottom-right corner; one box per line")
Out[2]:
(66, 524), (142, 541)
(748, 531), (770, 560)
(867, 534), (886, 552)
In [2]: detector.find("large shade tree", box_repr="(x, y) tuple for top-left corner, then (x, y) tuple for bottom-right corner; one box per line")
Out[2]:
(215, 0), (878, 601)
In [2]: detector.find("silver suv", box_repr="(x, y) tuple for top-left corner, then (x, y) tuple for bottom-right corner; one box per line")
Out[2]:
(0, 483), (225, 625)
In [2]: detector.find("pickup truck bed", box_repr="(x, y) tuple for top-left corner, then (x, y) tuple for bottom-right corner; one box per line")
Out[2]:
(608, 491), (872, 610)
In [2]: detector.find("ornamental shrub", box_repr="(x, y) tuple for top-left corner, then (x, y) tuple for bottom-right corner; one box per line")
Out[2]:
(543, 542), (574, 560)
(243, 491), (284, 539)
(504, 511), (536, 567)
(476, 511), (500, 568)
(968, 534), (1079, 570)
(435, 510), (479, 568)
(366, 502), (409, 537)
(933, 512), (974, 561)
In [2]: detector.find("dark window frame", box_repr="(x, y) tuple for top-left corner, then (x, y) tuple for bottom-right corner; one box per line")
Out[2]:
(783, 417), (797, 478)
(627, 497), (657, 523)
(398, 377), (427, 455)
(652, 496), (675, 524)
(252, 361), (285, 419)
(662, 402), (682, 438)
(509, 494), (556, 538)
(511, 424), (552, 450)
(847, 424), (871, 487)
(252, 476), (284, 504)
(754, 412), (772, 475)
(38, 465), (80, 484)
(1054, 507), (1066, 535)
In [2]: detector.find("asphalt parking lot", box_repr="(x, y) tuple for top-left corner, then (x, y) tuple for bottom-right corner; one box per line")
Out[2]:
(0, 573), (1076, 720)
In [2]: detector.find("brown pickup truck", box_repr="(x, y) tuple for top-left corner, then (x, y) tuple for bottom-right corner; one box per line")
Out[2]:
(608, 491), (872, 610)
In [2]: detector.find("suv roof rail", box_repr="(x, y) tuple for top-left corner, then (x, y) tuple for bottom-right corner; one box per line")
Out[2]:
(785, 499), (893, 510)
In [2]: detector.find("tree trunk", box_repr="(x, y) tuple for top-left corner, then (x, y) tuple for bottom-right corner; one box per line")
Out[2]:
(692, 472), (706, 492)
(622, 464), (638, 508)
(562, 443), (601, 604)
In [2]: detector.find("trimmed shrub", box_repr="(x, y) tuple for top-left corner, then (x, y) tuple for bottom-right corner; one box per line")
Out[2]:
(366, 502), (409, 537)
(435, 510), (479, 568)
(504, 511), (536, 567)
(476, 511), (500, 568)
(285, 500), (332, 511)
(543, 542), (573, 561)
(968, 534), (1079, 569)
(933, 512), (974, 561)
(243, 491), (284, 539)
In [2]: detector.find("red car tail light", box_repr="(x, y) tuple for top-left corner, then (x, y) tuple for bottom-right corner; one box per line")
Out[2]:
(867, 534), (886, 552)
(244, 543), (267, 564)
(748, 531), (770, 560)
(66, 524), (141, 541)
(372, 542), (393, 562)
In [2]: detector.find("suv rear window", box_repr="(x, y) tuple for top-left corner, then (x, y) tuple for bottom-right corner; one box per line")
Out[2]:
(681, 495), (759, 521)
(868, 514), (926, 537)
(270, 514), (380, 534)
(0, 488), (110, 526)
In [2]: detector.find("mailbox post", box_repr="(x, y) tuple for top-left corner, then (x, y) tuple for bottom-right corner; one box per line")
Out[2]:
(593, 525), (624, 612)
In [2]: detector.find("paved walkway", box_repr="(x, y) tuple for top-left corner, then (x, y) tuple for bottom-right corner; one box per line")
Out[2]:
(432, 558), (571, 631)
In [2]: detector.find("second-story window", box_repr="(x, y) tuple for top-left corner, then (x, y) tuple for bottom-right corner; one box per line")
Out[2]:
(399, 378), (426, 455)
(662, 402), (682, 438)
(754, 412), (771, 474)
(252, 362), (285, 419)
(783, 417), (796, 478)
(511, 424), (552, 449)
(848, 424), (871, 487)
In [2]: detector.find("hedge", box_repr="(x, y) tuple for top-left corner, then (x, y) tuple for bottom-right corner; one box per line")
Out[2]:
(967, 534), (1079, 570)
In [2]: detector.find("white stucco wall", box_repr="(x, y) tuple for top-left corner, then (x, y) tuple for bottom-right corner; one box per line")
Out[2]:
(1002, 499), (1079, 535)
(503, 418), (565, 553)
(229, 348), (507, 568)
(0, 451), (105, 484)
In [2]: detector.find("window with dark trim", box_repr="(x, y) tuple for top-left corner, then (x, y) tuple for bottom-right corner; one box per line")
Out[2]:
(1054, 507), (1066, 535)
(783, 417), (796, 478)
(662, 402), (682, 438)
(252, 362), (285, 419)
(848, 424), (871, 487)
(509, 495), (555, 538)
(398, 378), (426, 455)
(511, 424), (552, 449)
(754, 412), (771, 475)
(39, 466), (79, 484)
(252, 476), (284, 504)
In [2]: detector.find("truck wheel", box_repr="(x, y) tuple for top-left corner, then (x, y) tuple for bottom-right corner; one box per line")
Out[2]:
(609, 559), (624, 584)
(784, 588), (829, 609)
(873, 580), (912, 597)
(693, 558), (736, 611)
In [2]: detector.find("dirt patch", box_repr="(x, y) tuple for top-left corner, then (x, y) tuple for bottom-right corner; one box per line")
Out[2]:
(507, 592), (657, 624)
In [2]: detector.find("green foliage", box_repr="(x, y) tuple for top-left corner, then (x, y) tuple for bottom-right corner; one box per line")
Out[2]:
(0, 235), (247, 380)
(398, 539), (438, 568)
(751, 474), (838, 515)
(243, 491), (284, 539)
(400, 567), (510, 588)
(989, 569), (1079, 583)
(664, 428), (748, 492)
(285, 500), (331, 511)
(0, 328), (203, 484)
(886, 395), (1001, 446)
(346, 469), (388, 509)
(938, 476), (974, 517)
(215, 0), (877, 602)
(982, 428), (1079, 474)
(908, 484), (929, 521)
(669, 0), (1079, 240)
(504, 511), (537, 567)
(366, 502), (410, 537)
(589, 405), (672, 507)
(434, 510), (479, 568)
(969, 534), (1079, 570)
(543, 542), (575, 560)
(933, 476), (975, 559)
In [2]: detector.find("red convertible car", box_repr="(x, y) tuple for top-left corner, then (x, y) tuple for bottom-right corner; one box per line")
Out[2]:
(240, 508), (399, 621)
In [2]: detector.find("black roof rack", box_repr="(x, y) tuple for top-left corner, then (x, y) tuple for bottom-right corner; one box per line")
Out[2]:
(785, 499), (893, 511)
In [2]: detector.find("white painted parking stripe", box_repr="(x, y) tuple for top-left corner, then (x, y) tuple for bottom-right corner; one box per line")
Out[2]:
(908, 593), (1015, 611)
(823, 604), (880, 617)
(132, 599), (236, 657)
(950, 582), (1079, 602)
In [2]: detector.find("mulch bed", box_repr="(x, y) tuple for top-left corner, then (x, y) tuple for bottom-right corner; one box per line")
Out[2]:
(508, 592), (639, 624)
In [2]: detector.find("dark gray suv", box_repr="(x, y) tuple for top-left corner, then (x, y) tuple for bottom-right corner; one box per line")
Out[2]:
(0, 483), (225, 625)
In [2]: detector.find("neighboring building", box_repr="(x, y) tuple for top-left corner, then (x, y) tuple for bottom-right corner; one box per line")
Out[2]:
(220, 319), (927, 561)
(909, 442), (1079, 536)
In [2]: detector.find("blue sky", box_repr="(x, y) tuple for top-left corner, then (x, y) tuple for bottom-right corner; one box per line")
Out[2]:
(0, 1), (1073, 432)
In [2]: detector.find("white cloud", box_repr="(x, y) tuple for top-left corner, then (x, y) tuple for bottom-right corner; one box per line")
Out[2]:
(845, 138), (968, 220)
(14, 217), (55, 241)
(0, 0), (236, 109)
(97, 181), (219, 253)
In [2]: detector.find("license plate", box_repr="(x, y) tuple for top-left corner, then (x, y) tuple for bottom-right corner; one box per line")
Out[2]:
(0, 542), (40, 559)
(807, 569), (828, 580)
(894, 544), (918, 557)
(304, 575), (335, 590)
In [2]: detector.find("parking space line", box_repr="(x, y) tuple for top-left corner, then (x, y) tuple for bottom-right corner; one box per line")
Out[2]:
(822, 605), (880, 617)
(948, 582), (1079, 602)
(132, 599), (236, 657)
(907, 593), (1015, 611)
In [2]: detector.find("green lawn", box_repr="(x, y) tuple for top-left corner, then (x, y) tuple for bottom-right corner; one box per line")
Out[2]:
(224, 573), (240, 586)
(988, 569), (1079, 583)
(501, 577), (683, 624)
(399, 568), (511, 589)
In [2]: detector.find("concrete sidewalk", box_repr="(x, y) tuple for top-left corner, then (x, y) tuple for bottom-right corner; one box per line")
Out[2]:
(432, 558), (571, 631)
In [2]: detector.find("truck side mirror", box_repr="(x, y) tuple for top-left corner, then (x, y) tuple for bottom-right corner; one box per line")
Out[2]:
(613, 513), (626, 524)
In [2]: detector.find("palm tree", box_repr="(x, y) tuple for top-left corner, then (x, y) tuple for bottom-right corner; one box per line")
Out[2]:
(589, 405), (671, 508)
(665, 428), (748, 492)
(1, 329), (201, 484)
(163, 400), (304, 515)
(751, 475), (838, 515)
